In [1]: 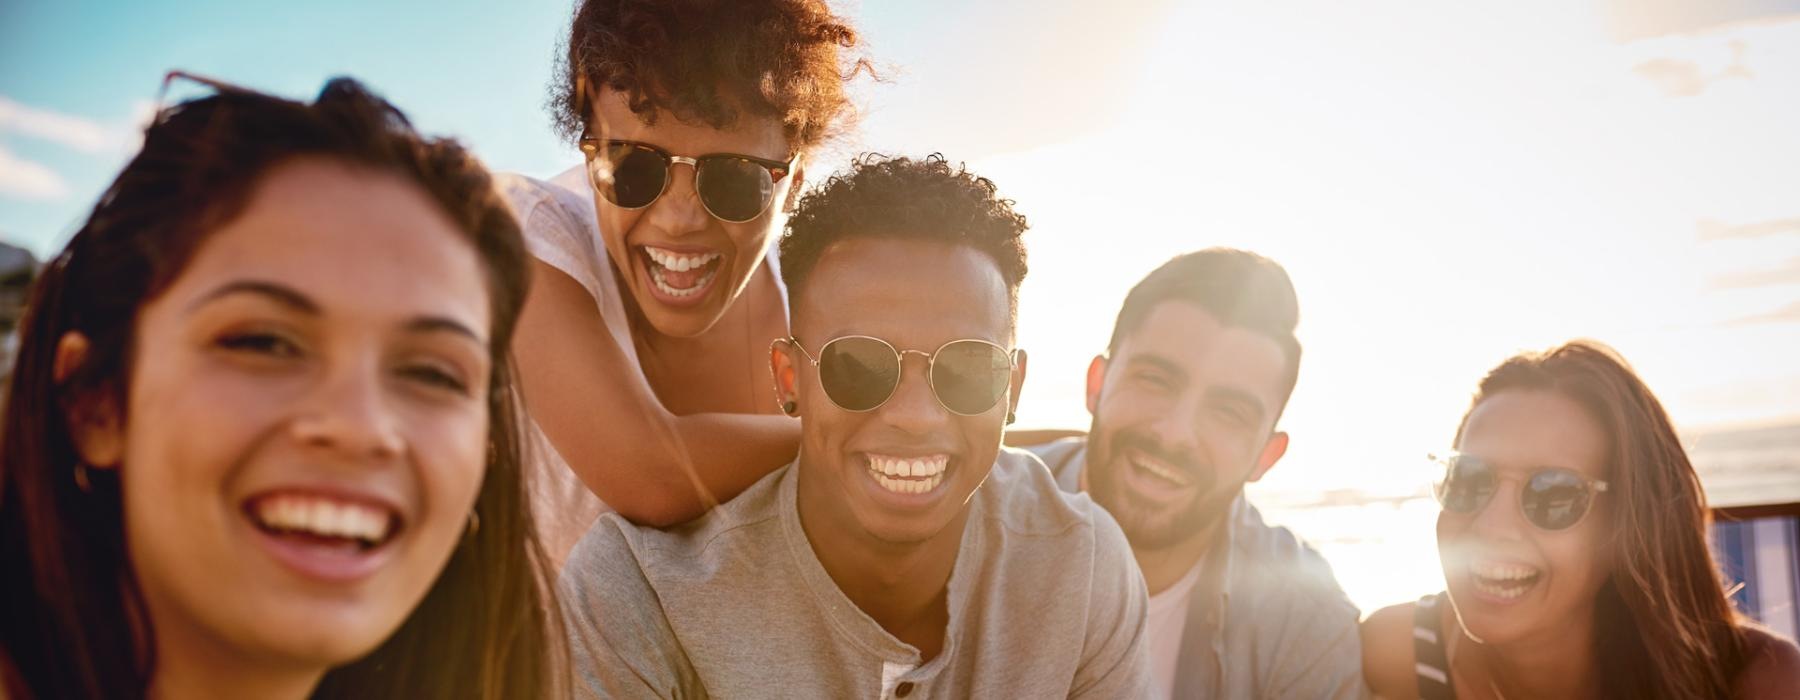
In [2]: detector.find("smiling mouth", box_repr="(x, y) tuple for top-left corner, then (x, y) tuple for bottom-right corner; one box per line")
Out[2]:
(640, 245), (723, 300)
(1128, 450), (1194, 489)
(1468, 559), (1542, 600)
(245, 493), (399, 552)
(866, 454), (949, 495)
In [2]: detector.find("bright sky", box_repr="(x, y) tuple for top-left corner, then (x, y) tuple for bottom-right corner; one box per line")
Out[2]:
(4, 0), (1798, 511)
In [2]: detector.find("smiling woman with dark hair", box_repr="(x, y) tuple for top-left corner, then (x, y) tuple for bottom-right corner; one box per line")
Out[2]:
(0, 75), (560, 700)
(1360, 340), (1800, 699)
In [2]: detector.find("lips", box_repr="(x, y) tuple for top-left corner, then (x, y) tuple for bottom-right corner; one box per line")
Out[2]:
(243, 490), (404, 583)
(1466, 558), (1542, 602)
(1114, 446), (1201, 507)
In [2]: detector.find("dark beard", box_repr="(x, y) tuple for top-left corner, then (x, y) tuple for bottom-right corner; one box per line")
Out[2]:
(1086, 415), (1240, 551)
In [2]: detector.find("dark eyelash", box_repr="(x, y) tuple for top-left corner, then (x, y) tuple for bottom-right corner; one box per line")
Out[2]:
(216, 332), (299, 357)
(401, 365), (470, 394)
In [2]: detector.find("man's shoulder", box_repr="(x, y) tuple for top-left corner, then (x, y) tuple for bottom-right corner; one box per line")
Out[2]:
(980, 446), (1104, 536)
(1226, 500), (1355, 610)
(564, 464), (790, 584)
(1020, 436), (1087, 494)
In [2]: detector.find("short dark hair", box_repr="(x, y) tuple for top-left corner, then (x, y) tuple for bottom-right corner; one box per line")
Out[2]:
(553, 0), (872, 149)
(778, 153), (1029, 317)
(1107, 248), (1302, 415)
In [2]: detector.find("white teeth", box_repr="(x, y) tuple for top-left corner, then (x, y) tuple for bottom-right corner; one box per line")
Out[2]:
(643, 247), (721, 274)
(866, 455), (949, 495)
(649, 263), (720, 297)
(1471, 561), (1540, 581)
(1131, 455), (1191, 487)
(253, 494), (393, 544)
(1469, 560), (1540, 600)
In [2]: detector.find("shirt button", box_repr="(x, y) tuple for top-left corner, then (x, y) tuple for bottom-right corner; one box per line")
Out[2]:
(895, 681), (914, 697)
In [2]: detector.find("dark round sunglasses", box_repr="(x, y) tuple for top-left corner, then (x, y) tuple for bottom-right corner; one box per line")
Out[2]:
(784, 335), (1017, 416)
(580, 138), (794, 223)
(1431, 453), (1609, 531)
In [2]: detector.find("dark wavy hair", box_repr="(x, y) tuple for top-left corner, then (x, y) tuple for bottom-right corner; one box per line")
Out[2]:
(778, 153), (1029, 316)
(0, 77), (562, 699)
(1107, 248), (1302, 421)
(552, 0), (872, 149)
(1456, 340), (1747, 699)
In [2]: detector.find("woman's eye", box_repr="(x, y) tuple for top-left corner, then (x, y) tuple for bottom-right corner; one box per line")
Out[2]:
(216, 331), (300, 357)
(399, 363), (471, 395)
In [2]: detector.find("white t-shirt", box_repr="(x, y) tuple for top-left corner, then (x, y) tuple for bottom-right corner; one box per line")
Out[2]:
(493, 165), (787, 566)
(1146, 559), (1206, 700)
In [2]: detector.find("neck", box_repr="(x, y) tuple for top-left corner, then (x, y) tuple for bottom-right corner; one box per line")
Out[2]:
(1133, 523), (1216, 595)
(796, 465), (967, 659)
(148, 616), (323, 700)
(1467, 608), (1600, 700)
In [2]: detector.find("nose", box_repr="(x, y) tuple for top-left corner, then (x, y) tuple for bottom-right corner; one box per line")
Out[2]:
(641, 159), (710, 235)
(876, 354), (950, 437)
(1149, 395), (1204, 460)
(1468, 480), (1527, 540)
(289, 359), (405, 461)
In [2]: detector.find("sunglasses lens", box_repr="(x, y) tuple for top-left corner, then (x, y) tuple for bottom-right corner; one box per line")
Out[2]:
(1523, 469), (1592, 530)
(817, 338), (899, 412)
(592, 143), (667, 208)
(697, 157), (775, 222)
(1437, 455), (1495, 513)
(930, 341), (1013, 415)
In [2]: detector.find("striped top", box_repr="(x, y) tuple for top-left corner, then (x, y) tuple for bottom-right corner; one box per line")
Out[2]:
(1413, 592), (1457, 700)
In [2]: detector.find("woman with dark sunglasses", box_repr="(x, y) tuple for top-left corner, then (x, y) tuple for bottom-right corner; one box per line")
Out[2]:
(498, 0), (875, 557)
(1359, 341), (1799, 699)
(0, 75), (561, 699)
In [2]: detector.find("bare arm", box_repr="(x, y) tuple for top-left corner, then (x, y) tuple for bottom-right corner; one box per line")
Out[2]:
(515, 260), (800, 527)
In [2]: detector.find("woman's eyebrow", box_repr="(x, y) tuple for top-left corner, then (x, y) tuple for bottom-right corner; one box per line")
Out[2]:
(187, 279), (318, 315)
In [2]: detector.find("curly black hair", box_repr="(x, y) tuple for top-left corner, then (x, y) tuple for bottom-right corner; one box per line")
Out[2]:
(552, 0), (872, 149)
(778, 153), (1029, 317)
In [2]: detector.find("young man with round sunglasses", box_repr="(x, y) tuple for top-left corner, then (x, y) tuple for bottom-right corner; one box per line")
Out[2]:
(559, 155), (1149, 697)
(1022, 249), (1367, 698)
(497, 0), (872, 560)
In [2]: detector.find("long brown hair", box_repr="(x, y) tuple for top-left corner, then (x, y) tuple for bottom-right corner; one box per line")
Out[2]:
(1460, 340), (1745, 699)
(0, 76), (562, 699)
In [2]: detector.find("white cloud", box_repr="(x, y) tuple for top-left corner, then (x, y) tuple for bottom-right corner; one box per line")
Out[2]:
(0, 144), (70, 200)
(0, 96), (112, 153)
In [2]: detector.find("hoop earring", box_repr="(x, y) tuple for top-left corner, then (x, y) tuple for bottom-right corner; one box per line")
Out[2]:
(1006, 411), (1017, 425)
(781, 400), (798, 416)
(74, 462), (93, 492)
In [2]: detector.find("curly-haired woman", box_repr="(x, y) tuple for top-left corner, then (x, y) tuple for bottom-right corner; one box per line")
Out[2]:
(500, 0), (874, 556)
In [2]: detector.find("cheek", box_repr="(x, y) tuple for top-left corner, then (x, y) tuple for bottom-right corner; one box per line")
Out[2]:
(408, 406), (489, 520)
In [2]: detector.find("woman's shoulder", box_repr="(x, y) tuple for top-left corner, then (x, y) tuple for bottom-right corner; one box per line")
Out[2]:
(1360, 601), (1421, 700)
(1736, 624), (1800, 699)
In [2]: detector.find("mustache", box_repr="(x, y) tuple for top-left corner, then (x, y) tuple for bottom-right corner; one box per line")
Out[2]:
(1110, 430), (1205, 477)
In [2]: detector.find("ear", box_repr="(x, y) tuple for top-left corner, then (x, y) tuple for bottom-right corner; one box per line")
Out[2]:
(1246, 431), (1288, 483)
(1004, 348), (1030, 418)
(55, 332), (125, 469)
(770, 338), (800, 413)
(1084, 354), (1108, 416)
(781, 159), (806, 214)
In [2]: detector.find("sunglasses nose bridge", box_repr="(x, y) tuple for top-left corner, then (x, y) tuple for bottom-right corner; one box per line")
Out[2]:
(1466, 478), (1531, 535)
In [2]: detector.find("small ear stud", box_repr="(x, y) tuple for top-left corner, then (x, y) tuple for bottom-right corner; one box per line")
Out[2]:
(1006, 411), (1017, 425)
(781, 400), (798, 416)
